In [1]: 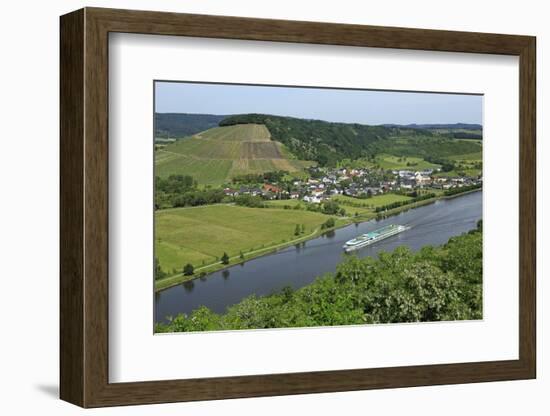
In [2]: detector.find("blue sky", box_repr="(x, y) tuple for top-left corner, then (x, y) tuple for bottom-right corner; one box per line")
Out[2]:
(155, 81), (482, 125)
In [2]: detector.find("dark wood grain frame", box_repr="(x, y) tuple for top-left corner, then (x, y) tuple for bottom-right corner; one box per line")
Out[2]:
(60, 7), (536, 408)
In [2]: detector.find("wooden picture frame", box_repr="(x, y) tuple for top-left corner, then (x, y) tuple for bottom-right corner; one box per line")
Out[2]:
(60, 7), (536, 408)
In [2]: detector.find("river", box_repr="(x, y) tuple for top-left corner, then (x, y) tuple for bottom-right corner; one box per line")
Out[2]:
(155, 191), (482, 323)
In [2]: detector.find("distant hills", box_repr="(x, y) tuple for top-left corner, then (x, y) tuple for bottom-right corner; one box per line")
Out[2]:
(155, 113), (227, 138)
(382, 123), (482, 130)
(382, 123), (483, 140)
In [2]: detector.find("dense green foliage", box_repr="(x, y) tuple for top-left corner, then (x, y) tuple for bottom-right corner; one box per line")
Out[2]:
(219, 114), (481, 166)
(231, 170), (288, 185)
(154, 257), (166, 280)
(234, 195), (267, 208)
(220, 114), (391, 166)
(155, 175), (226, 209)
(183, 263), (194, 276)
(155, 113), (226, 138)
(155, 223), (482, 332)
(320, 200), (340, 215)
(448, 132), (483, 140)
(424, 156), (456, 172)
(443, 183), (482, 196)
(320, 217), (336, 229)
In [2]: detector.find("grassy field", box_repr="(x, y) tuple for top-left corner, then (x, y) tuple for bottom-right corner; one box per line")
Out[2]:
(265, 199), (304, 209)
(435, 149), (482, 178)
(433, 169), (481, 178)
(265, 193), (413, 217)
(267, 193), (415, 218)
(154, 124), (313, 185)
(154, 189), (470, 290)
(448, 152), (482, 162)
(333, 193), (412, 208)
(155, 204), (339, 274)
(155, 154), (233, 185)
(373, 154), (441, 170)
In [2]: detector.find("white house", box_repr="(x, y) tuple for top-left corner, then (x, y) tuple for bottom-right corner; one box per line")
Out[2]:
(303, 195), (322, 204)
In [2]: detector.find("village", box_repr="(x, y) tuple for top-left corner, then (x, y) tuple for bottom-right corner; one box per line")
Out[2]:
(222, 166), (483, 204)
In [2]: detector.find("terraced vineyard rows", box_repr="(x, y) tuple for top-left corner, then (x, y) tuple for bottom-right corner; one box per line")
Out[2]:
(194, 124), (271, 141)
(240, 141), (282, 159)
(155, 123), (312, 185)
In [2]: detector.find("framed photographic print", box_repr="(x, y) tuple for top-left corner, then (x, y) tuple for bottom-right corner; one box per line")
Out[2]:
(60, 7), (536, 408)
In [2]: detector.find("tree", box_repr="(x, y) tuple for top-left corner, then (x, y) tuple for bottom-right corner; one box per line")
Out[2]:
(294, 224), (301, 236)
(340, 179), (352, 189)
(322, 200), (340, 215)
(183, 263), (194, 276)
(154, 257), (166, 280)
(234, 194), (266, 208)
(476, 219), (483, 231)
(221, 252), (230, 265)
(321, 217), (335, 230)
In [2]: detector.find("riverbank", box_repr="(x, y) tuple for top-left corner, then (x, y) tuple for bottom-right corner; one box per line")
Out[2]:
(156, 224), (483, 332)
(155, 189), (483, 320)
(155, 215), (350, 291)
(374, 187), (481, 220)
(155, 188), (481, 292)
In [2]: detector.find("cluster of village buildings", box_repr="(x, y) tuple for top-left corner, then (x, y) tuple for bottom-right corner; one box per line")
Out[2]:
(222, 167), (482, 203)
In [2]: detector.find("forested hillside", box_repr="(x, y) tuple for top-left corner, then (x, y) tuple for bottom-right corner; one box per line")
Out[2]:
(220, 114), (481, 166)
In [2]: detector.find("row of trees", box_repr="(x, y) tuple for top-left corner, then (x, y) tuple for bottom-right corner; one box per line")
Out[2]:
(294, 224), (306, 236)
(155, 222), (483, 332)
(424, 156), (456, 172)
(443, 183), (482, 197)
(155, 174), (226, 209)
(234, 195), (266, 208)
(181, 252), (230, 277)
(320, 218), (336, 230)
(231, 170), (288, 185)
(304, 200), (346, 216)
(374, 192), (437, 213)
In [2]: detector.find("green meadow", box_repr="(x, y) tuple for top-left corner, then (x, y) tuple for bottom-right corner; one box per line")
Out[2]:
(155, 204), (340, 274)
(373, 154), (441, 170)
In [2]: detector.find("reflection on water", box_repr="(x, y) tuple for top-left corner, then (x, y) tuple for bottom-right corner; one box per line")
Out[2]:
(324, 229), (336, 238)
(155, 191), (482, 323)
(182, 280), (195, 293)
